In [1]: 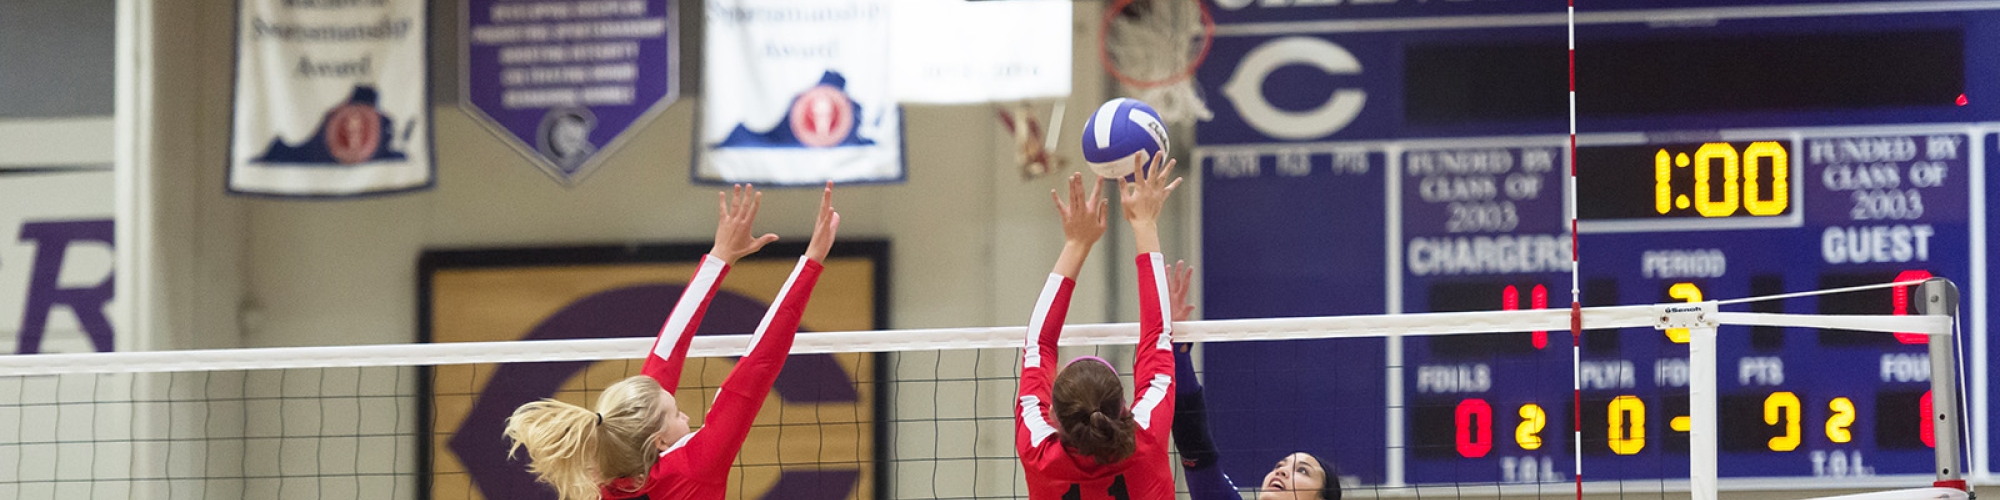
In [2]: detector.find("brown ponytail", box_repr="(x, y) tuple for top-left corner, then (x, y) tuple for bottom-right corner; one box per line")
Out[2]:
(1052, 361), (1138, 465)
(503, 375), (674, 500)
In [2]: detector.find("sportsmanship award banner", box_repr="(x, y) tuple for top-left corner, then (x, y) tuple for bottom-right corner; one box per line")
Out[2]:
(699, 0), (903, 185)
(463, 0), (677, 184)
(229, 0), (433, 197)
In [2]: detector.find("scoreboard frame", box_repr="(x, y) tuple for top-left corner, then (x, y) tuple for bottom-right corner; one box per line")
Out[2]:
(1190, 0), (1996, 492)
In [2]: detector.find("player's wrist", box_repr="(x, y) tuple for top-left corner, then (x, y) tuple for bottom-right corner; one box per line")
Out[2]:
(708, 248), (741, 265)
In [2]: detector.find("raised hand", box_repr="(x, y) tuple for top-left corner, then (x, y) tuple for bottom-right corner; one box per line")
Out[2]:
(804, 182), (840, 263)
(1052, 172), (1109, 246)
(1118, 152), (1180, 225)
(710, 184), (780, 265)
(1049, 172), (1108, 279)
(1167, 260), (1194, 322)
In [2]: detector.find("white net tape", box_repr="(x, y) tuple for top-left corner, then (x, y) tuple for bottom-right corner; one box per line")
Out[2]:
(0, 303), (1962, 499)
(1104, 0), (1214, 124)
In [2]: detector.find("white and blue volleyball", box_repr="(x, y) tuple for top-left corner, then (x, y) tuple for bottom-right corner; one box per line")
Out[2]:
(1081, 98), (1170, 178)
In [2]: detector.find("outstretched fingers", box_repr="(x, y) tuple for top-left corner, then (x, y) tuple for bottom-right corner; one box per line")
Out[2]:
(1068, 173), (1085, 212)
(806, 182), (839, 262)
(1168, 260), (1196, 322)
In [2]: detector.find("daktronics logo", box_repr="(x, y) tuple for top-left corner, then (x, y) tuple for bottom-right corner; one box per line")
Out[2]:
(1221, 37), (1367, 140)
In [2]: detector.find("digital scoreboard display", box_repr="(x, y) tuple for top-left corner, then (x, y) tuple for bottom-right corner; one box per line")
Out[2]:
(1398, 133), (1967, 484)
(1193, 1), (1994, 491)
(1575, 141), (1795, 221)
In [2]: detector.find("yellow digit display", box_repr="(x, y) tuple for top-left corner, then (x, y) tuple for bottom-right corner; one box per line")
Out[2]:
(1638, 141), (1790, 219)
(1608, 395), (1646, 455)
(1765, 391), (1802, 451)
(1741, 141), (1789, 216)
(1693, 143), (1742, 217)
(1517, 403), (1546, 450)
(1826, 397), (1856, 444)
(1666, 283), (1702, 343)
(1655, 150), (1674, 214)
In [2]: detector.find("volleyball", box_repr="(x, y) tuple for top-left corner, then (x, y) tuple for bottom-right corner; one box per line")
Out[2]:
(1081, 98), (1170, 178)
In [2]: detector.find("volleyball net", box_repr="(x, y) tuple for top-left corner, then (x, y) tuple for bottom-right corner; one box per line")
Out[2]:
(0, 279), (1972, 500)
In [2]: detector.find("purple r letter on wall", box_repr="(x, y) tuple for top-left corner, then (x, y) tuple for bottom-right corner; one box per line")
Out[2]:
(15, 219), (115, 354)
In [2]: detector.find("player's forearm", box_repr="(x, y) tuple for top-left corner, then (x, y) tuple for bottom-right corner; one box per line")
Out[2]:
(1135, 253), (1171, 352)
(1051, 240), (1093, 279)
(1025, 274), (1075, 365)
(739, 257), (821, 370)
(1131, 221), (1162, 255)
(642, 255), (730, 389)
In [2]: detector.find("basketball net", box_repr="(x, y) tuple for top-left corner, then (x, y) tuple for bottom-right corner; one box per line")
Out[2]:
(1101, 0), (1215, 125)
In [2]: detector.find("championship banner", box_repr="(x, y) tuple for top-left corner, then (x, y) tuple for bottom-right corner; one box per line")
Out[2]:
(698, 0), (903, 185)
(228, 0), (433, 197)
(463, 0), (677, 184)
(421, 242), (885, 500)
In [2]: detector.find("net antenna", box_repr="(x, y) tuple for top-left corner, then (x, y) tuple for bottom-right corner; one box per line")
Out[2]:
(1100, 0), (1215, 125)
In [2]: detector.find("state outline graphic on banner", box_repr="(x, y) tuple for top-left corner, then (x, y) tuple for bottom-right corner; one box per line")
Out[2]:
(696, 0), (904, 186)
(227, 0), (435, 198)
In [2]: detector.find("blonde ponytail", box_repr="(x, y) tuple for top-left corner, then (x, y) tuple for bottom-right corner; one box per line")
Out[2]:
(504, 375), (675, 500)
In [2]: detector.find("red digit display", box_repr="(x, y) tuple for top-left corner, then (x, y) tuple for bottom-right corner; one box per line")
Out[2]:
(1531, 284), (1549, 349)
(1457, 398), (1494, 458)
(1920, 391), (1934, 448)
(1501, 284), (1550, 349)
(1892, 270), (1933, 344)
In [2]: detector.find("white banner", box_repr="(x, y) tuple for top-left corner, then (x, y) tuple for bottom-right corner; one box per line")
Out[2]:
(890, 0), (1071, 104)
(698, 0), (903, 185)
(229, 0), (432, 197)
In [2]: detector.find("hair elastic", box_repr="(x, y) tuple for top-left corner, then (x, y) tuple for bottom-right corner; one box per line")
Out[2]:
(595, 412), (603, 425)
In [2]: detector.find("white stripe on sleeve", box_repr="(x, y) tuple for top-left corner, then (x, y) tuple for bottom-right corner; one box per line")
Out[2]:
(1020, 395), (1059, 446)
(1022, 273), (1065, 369)
(1131, 373), (1172, 430)
(653, 256), (728, 361)
(744, 256), (808, 355)
(1147, 253), (1172, 351)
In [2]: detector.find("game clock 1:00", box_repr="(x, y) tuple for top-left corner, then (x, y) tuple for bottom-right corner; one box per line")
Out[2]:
(1577, 141), (1795, 221)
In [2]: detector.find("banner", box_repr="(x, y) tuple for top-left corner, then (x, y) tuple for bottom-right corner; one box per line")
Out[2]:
(889, 0), (1071, 104)
(463, 0), (678, 184)
(698, 0), (903, 185)
(229, 0), (432, 197)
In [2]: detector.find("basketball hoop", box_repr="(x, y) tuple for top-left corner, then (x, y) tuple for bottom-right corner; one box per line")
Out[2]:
(1099, 0), (1216, 125)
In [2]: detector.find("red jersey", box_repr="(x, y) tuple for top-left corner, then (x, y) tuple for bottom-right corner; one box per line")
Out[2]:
(1016, 253), (1177, 500)
(601, 255), (823, 500)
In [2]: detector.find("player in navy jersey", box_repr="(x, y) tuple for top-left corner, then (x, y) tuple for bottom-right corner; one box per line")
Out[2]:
(503, 183), (839, 500)
(1165, 263), (1342, 500)
(1015, 154), (1181, 500)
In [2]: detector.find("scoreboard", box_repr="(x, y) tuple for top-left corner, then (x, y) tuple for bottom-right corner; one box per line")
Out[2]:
(1193, 0), (1994, 490)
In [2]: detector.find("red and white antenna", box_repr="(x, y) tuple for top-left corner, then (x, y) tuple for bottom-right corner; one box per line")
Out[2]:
(1567, 1), (1584, 499)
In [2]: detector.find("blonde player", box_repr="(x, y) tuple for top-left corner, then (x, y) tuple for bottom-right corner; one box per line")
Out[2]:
(503, 183), (838, 500)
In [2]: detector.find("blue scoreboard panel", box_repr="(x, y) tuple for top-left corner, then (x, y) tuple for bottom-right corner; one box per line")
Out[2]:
(1193, 0), (1995, 490)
